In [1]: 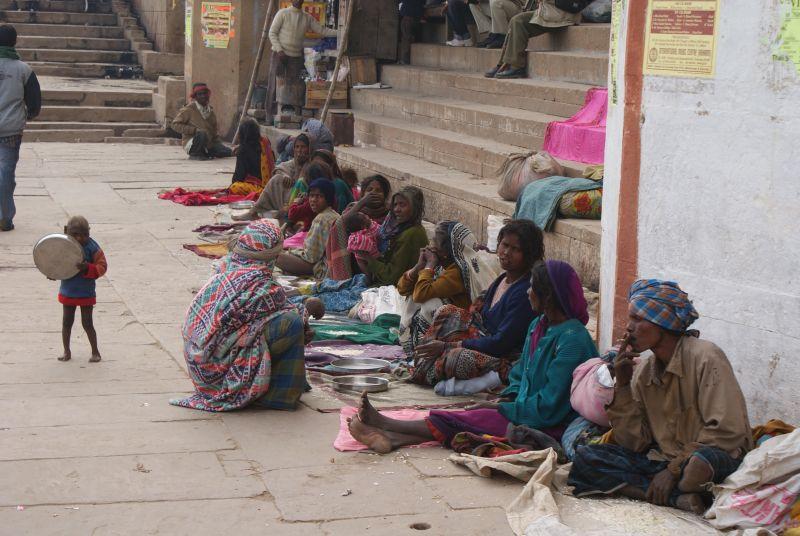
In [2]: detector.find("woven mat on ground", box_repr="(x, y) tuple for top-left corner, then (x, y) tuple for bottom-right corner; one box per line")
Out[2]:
(183, 243), (229, 259)
(301, 370), (486, 413)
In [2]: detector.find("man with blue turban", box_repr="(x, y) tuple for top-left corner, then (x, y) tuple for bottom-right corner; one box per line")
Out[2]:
(568, 279), (753, 514)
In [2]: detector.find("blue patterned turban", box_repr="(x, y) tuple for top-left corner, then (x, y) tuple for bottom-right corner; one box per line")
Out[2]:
(628, 279), (699, 332)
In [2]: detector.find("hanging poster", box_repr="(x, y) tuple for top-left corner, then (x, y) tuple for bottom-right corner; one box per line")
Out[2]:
(609, 0), (624, 104)
(201, 2), (232, 49)
(185, 0), (193, 47)
(279, 1), (327, 38)
(643, 0), (720, 78)
(775, 0), (800, 75)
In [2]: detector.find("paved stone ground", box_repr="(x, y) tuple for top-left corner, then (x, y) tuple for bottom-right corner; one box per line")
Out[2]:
(0, 143), (721, 535)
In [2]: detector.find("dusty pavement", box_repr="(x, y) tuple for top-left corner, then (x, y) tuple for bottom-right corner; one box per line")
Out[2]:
(0, 143), (719, 535)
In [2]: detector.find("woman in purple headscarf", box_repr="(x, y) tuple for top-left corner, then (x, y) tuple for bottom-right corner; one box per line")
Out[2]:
(347, 260), (599, 454)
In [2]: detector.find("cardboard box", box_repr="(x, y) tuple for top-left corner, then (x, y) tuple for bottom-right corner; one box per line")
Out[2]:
(305, 80), (348, 110)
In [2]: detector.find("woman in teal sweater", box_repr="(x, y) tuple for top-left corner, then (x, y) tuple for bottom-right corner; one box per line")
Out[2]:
(347, 260), (598, 453)
(357, 185), (429, 286)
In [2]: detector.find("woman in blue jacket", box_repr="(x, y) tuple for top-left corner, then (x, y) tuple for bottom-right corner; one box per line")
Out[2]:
(409, 219), (542, 387)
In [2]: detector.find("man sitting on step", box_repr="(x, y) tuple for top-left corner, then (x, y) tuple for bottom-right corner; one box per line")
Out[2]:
(567, 280), (753, 514)
(171, 83), (232, 161)
(485, 0), (580, 79)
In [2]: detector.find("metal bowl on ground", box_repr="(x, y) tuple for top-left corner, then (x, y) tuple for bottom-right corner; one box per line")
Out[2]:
(333, 376), (389, 393)
(229, 200), (255, 218)
(33, 233), (83, 280)
(330, 357), (391, 374)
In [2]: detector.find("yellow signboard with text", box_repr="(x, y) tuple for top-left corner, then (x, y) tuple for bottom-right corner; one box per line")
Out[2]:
(643, 0), (720, 78)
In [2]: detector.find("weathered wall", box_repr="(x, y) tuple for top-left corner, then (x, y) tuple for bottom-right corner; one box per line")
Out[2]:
(132, 0), (185, 54)
(185, 0), (272, 138)
(601, 2), (800, 423)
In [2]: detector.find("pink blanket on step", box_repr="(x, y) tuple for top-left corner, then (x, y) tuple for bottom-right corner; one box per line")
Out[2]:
(334, 406), (440, 451)
(543, 87), (608, 165)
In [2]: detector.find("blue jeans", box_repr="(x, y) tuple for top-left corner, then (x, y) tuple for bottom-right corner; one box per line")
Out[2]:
(0, 136), (22, 226)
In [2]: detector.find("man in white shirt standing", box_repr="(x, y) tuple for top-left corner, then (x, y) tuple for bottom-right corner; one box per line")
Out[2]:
(268, 0), (337, 114)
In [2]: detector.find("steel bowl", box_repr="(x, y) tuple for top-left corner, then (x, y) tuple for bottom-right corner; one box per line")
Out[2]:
(33, 233), (83, 280)
(333, 376), (389, 393)
(229, 200), (255, 210)
(330, 357), (391, 374)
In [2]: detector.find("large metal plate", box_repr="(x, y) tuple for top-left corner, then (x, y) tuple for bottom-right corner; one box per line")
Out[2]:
(33, 234), (83, 280)
(333, 376), (389, 393)
(330, 357), (391, 374)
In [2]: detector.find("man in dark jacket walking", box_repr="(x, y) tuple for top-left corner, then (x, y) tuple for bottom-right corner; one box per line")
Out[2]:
(0, 24), (41, 231)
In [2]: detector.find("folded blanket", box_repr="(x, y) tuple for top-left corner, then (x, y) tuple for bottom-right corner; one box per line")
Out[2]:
(513, 176), (602, 231)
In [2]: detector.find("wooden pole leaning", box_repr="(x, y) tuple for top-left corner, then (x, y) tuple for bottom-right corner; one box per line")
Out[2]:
(320, 0), (357, 124)
(233, 0), (278, 144)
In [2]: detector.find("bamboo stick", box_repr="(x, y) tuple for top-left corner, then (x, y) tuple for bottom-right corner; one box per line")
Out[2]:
(233, 0), (278, 144)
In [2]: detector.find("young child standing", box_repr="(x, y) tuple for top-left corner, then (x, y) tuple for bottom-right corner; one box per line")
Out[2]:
(58, 215), (107, 362)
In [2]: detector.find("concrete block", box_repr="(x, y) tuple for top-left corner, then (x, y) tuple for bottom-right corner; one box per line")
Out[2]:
(154, 75), (185, 126)
(18, 48), (138, 64)
(141, 51), (184, 79)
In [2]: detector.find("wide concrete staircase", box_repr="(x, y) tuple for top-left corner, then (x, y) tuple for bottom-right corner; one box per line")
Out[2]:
(2, 0), (178, 144)
(335, 25), (610, 290)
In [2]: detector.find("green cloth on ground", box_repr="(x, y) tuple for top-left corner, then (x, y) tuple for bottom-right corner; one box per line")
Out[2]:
(367, 225), (429, 286)
(513, 176), (602, 230)
(312, 314), (401, 345)
(0, 46), (20, 60)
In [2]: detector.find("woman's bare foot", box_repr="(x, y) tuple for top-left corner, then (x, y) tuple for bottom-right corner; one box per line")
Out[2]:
(57, 352), (71, 362)
(347, 416), (392, 454)
(89, 353), (101, 363)
(675, 493), (706, 514)
(357, 391), (384, 426)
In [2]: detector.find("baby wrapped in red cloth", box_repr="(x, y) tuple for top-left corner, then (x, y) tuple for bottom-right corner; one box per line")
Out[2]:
(343, 212), (381, 263)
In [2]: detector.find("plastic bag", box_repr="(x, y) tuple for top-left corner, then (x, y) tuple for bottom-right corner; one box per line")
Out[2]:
(486, 214), (506, 252)
(570, 357), (614, 427)
(496, 151), (565, 202)
(357, 285), (401, 324)
(581, 0), (612, 22)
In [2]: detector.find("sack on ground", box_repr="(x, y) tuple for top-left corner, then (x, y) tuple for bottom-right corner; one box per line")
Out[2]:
(706, 429), (800, 534)
(558, 189), (602, 219)
(497, 151), (565, 202)
(581, 0), (611, 22)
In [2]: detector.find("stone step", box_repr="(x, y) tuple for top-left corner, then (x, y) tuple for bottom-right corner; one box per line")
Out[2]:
(18, 48), (137, 64)
(335, 145), (600, 290)
(42, 88), (152, 107)
(420, 21), (610, 53)
(26, 121), (159, 135)
(37, 105), (155, 122)
(27, 61), (142, 78)
(104, 136), (183, 145)
(0, 9), (118, 24)
(350, 88), (562, 150)
(120, 127), (168, 137)
(353, 111), (586, 180)
(23, 128), (115, 142)
(411, 43), (608, 86)
(0, 0), (112, 12)
(529, 50), (609, 86)
(16, 35), (131, 51)
(380, 64), (590, 117)
(7, 22), (125, 38)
